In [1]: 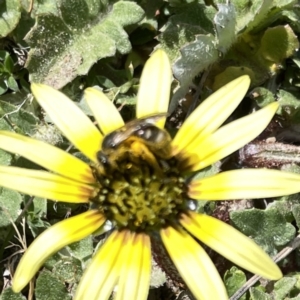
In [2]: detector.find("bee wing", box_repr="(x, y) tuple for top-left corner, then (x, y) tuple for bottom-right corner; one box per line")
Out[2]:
(102, 113), (168, 149)
(137, 113), (168, 125)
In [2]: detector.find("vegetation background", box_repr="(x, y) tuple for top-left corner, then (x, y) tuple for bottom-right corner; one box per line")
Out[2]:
(1, 0), (300, 299)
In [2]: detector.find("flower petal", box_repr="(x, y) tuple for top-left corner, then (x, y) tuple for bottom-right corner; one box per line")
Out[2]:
(172, 75), (251, 155)
(116, 232), (151, 300)
(31, 83), (102, 163)
(12, 210), (105, 293)
(160, 226), (228, 300)
(75, 230), (127, 300)
(181, 102), (279, 171)
(136, 49), (171, 128)
(180, 212), (282, 280)
(84, 88), (124, 134)
(188, 168), (300, 200)
(0, 166), (94, 202)
(0, 131), (94, 183)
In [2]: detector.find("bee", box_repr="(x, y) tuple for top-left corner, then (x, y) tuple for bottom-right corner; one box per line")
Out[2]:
(97, 114), (172, 166)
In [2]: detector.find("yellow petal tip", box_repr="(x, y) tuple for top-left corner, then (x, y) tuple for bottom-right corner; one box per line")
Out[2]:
(230, 74), (251, 91)
(84, 87), (99, 95)
(31, 82), (46, 90)
(151, 48), (169, 60)
(266, 264), (283, 281)
(267, 101), (279, 112)
(12, 277), (28, 294)
(31, 83), (56, 98)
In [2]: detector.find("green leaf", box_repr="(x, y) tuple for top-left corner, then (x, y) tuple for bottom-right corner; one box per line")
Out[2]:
(33, 197), (47, 215)
(0, 62), (5, 73)
(0, 287), (26, 300)
(0, 118), (11, 131)
(0, 81), (8, 95)
(292, 204), (300, 229)
(26, 197), (49, 238)
(3, 54), (14, 73)
(0, 51), (8, 61)
(273, 0), (297, 7)
(32, 124), (63, 146)
(44, 252), (64, 270)
(27, 218), (50, 238)
(0, 149), (12, 166)
(52, 256), (83, 284)
(136, 0), (163, 42)
(163, 2), (236, 111)
(260, 25), (299, 63)
(0, 0), (21, 38)
(214, 4), (236, 52)
(170, 34), (219, 111)
(35, 270), (72, 300)
(250, 87), (276, 108)
(33, 0), (60, 15)
(96, 76), (116, 89)
(25, 0), (144, 89)
(159, 2), (215, 62)
(274, 277), (297, 300)
(0, 188), (22, 228)
(78, 94), (94, 116)
(277, 90), (300, 114)
(268, 200), (295, 223)
(0, 100), (39, 135)
(233, 0), (274, 32)
(115, 94), (137, 106)
(0, 188), (22, 242)
(250, 287), (272, 300)
(224, 266), (246, 299)
(212, 66), (256, 90)
(193, 162), (221, 180)
(67, 236), (93, 262)
(159, 21), (207, 64)
(7, 76), (19, 92)
(230, 208), (295, 255)
(87, 58), (129, 87)
(281, 9), (300, 33)
(166, 0), (196, 6)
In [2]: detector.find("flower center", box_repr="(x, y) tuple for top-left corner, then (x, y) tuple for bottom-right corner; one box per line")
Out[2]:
(91, 128), (188, 232)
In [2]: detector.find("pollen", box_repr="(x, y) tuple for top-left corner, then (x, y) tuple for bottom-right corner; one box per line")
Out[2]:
(91, 139), (188, 232)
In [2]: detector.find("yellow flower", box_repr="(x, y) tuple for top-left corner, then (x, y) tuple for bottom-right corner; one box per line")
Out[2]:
(1, 49), (299, 300)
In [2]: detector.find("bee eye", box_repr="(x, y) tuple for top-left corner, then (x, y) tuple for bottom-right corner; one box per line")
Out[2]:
(136, 125), (166, 143)
(102, 134), (117, 150)
(97, 151), (109, 164)
(136, 128), (152, 140)
(154, 130), (167, 143)
(150, 128), (168, 143)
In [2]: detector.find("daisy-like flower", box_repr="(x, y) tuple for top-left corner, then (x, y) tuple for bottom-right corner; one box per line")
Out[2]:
(3, 49), (300, 300)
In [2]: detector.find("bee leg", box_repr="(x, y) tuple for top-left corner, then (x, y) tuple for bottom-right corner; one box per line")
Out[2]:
(130, 141), (163, 174)
(96, 150), (118, 172)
